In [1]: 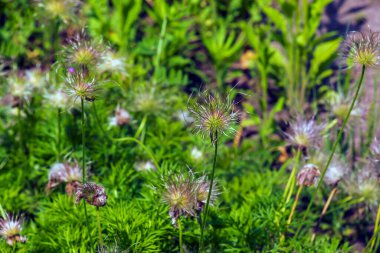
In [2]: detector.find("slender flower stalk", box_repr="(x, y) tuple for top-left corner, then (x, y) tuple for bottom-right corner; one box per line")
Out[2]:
(80, 97), (91, 243)
(200, 131), (218, 252)
(287, 184), (303, 226)
(57, 108), (62, 160)
(284, 164), (320, 242)
(97, 207), (104, 247)
(295, 65), (366, 237)
(367, 204), (380, 252)
(187, 91), (237, 252)
(312, 186), (338, 242)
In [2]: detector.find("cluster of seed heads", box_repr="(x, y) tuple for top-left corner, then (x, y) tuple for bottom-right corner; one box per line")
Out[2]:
(162, 173), (218, 227)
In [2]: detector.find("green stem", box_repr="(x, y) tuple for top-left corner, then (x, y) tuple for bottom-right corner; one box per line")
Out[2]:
(295, 65), (366, 238)
(134, 115), (147, 140)
(57, 108), (61, 160)
(287, 185), (303, 226)
(199, 131), (218, 252)
(178, 218), (184, 253)
(81, 98), (91, 247)
(97, 207), (104, 247)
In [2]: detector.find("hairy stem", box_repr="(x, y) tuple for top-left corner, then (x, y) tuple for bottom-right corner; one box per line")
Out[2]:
(199, 131), (218, 252)
(81, 98), (91, 247)
(295, 65), (366, 238)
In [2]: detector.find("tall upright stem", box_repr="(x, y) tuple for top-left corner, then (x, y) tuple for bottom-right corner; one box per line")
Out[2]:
(81, 98), (91, 246)
(97, 207), (104, 247)
(199, 131), (218, 252)
(287, 185), (303, 226)
(57, 108), (61, 160)
(295, 65), (366, 238)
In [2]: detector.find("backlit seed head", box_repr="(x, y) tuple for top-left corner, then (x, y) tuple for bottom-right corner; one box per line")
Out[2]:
(75, 182), (107, 207)
(342, 29), (380, 68)
(62, 31), (104, 69)
(98, 51), (128, 76)
(187, 91), (239, 145)
(326, 90), (364, 127)
(65, 72), (99, 102)
(132, 85), (167, 116)
(306, 151), (348, 186)
(37, 0), (78, 23)
(44, 89), (69, 109)
(0, 213), (26, 246)
(296, 164), (321, 187)
(285, 116), (325, 150)
(7, 74), (32, 105)
(162, 174), (197, 227)
(46, 161), (83, 195)
(343, 163), (379, 207)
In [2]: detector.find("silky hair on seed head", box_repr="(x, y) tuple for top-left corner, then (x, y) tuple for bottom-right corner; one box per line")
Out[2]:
(341, 29), (380, 68)
(187, 90), (239, 145)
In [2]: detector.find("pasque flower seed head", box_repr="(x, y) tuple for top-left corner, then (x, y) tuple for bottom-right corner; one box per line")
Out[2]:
(0, 213), (26, 246)
(342, 29), (380, 68)
(65, 72), (99, 102)
(187, 91), (239, 145)
(285, 116), (325, 150)
(296, 164), (321, 187)
(163, 173), (197, 227)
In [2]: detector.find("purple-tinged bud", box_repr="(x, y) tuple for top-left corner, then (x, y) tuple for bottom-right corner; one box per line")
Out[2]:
(75, 182), (107, 207)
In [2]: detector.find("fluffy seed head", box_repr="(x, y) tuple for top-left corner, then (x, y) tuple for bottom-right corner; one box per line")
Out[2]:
(132, 85), (167, 116)
(65, 72), (99, 102)
(162, 173), (198, 227)
(44, 89), (69, 109)
(46, 161), (83, 195)
(342, 30), (380, 68)
(98, 51), (128, 76)
(343, 163), (379, 207)
(326, 90), (364, 127)
(306, 151), (348, 186)
(0, 213), (26, 246)
(62, 31), (103, 69)
(75, 182), (107, 207)
(296, 164), (321, 187)
(187, 91), (239, 144)
(37, 0), (78, 23)
(285, 116), (325, 150)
